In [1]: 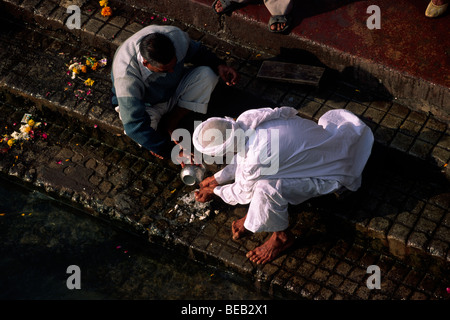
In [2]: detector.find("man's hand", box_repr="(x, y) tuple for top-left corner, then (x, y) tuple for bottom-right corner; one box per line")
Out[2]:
(177, 149), (196, 168)
(199, 175), (219, 189)
(217, 65), (239, 86)
(195, 186), (216, 202)
(150, 150), (164, 159)
(195, 176), (219, 202)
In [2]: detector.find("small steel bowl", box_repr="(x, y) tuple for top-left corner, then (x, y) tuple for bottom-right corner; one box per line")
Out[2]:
(180, 164), (205, 186)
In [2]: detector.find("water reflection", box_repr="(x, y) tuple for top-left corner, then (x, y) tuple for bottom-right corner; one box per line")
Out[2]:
(0, 175), (269, 300)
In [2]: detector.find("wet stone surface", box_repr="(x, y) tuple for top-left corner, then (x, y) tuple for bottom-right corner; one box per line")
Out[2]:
(1, 98), (449, 300)
(0, 175), (271, 300)
(0, 0), (449, 300)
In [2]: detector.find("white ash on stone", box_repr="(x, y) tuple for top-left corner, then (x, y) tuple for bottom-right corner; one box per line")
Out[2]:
(171, 190), (213, 223)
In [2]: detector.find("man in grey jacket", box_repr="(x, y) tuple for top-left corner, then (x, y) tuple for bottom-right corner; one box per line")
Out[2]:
(111, 25), (238, 159)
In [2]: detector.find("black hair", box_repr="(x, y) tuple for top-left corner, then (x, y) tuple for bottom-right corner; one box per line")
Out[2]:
(139, 33), (176, 65)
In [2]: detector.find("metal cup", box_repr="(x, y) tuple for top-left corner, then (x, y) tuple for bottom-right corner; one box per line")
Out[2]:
(180, 164), (205, 186)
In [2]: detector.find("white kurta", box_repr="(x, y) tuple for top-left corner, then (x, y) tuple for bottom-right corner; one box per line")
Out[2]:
(212, 107), (374, 233)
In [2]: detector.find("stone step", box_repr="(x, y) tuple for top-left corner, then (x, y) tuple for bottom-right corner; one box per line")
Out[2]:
(119, 0), (450, 123)
(2, 0), (450, 170)
(2, 0), (450, 262)
(2, 93), (450, 300)
(1, 0), (450, 264)
(0, 0), (449, 299)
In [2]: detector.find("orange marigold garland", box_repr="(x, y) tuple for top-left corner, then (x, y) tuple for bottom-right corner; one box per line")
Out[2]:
(67, 56), (107, 81)
(99, 0), (113, 17)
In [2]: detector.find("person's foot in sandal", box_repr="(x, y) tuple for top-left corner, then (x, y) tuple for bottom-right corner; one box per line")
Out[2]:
(270, 20), (287, 32)
(212, 0), (240, 15)
(213, 0), (225, 13)
(425, 0), (448, 17)
(268, 14), (292, 33)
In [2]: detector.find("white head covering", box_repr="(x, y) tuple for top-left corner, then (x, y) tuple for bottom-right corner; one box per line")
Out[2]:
(193, 107), (299, 157)
(193, 116), (238, 156)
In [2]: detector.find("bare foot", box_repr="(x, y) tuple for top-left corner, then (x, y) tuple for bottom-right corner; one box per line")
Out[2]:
(232, 215), (251, 240)
(246, 231), (294, 265)
(214, 0), (224, 13)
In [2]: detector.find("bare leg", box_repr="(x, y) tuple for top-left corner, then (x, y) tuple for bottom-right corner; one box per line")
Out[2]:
(246, 231), (294, 264)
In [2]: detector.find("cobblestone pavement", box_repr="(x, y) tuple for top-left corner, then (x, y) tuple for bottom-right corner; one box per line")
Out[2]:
(0, 0), (449, 300)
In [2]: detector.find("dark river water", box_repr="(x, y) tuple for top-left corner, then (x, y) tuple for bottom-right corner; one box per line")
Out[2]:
(0, 175), (269, 300)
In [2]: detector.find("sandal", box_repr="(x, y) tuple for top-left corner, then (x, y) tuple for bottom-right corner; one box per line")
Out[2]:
(425, 1), (448, 17)
(268, 14), (292, 33)
(212, 0), (241, 15)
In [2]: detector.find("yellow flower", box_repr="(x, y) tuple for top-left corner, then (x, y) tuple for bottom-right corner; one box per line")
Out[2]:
(84, 78), (95, 86)
(27, 119), (35, 127)
(99, 0), (108, 7)
(101, 6), (112, 16)
(7, 139), (15, 147)
(85, 57), (96, 67)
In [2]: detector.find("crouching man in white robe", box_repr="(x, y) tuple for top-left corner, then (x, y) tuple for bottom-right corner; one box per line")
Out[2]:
(193, 107), (374, 264)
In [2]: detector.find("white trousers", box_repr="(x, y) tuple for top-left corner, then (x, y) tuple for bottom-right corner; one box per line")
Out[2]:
(243, 178), (342, 233)
(229, 0), (293, 15)
(116, 66), (219, 130)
